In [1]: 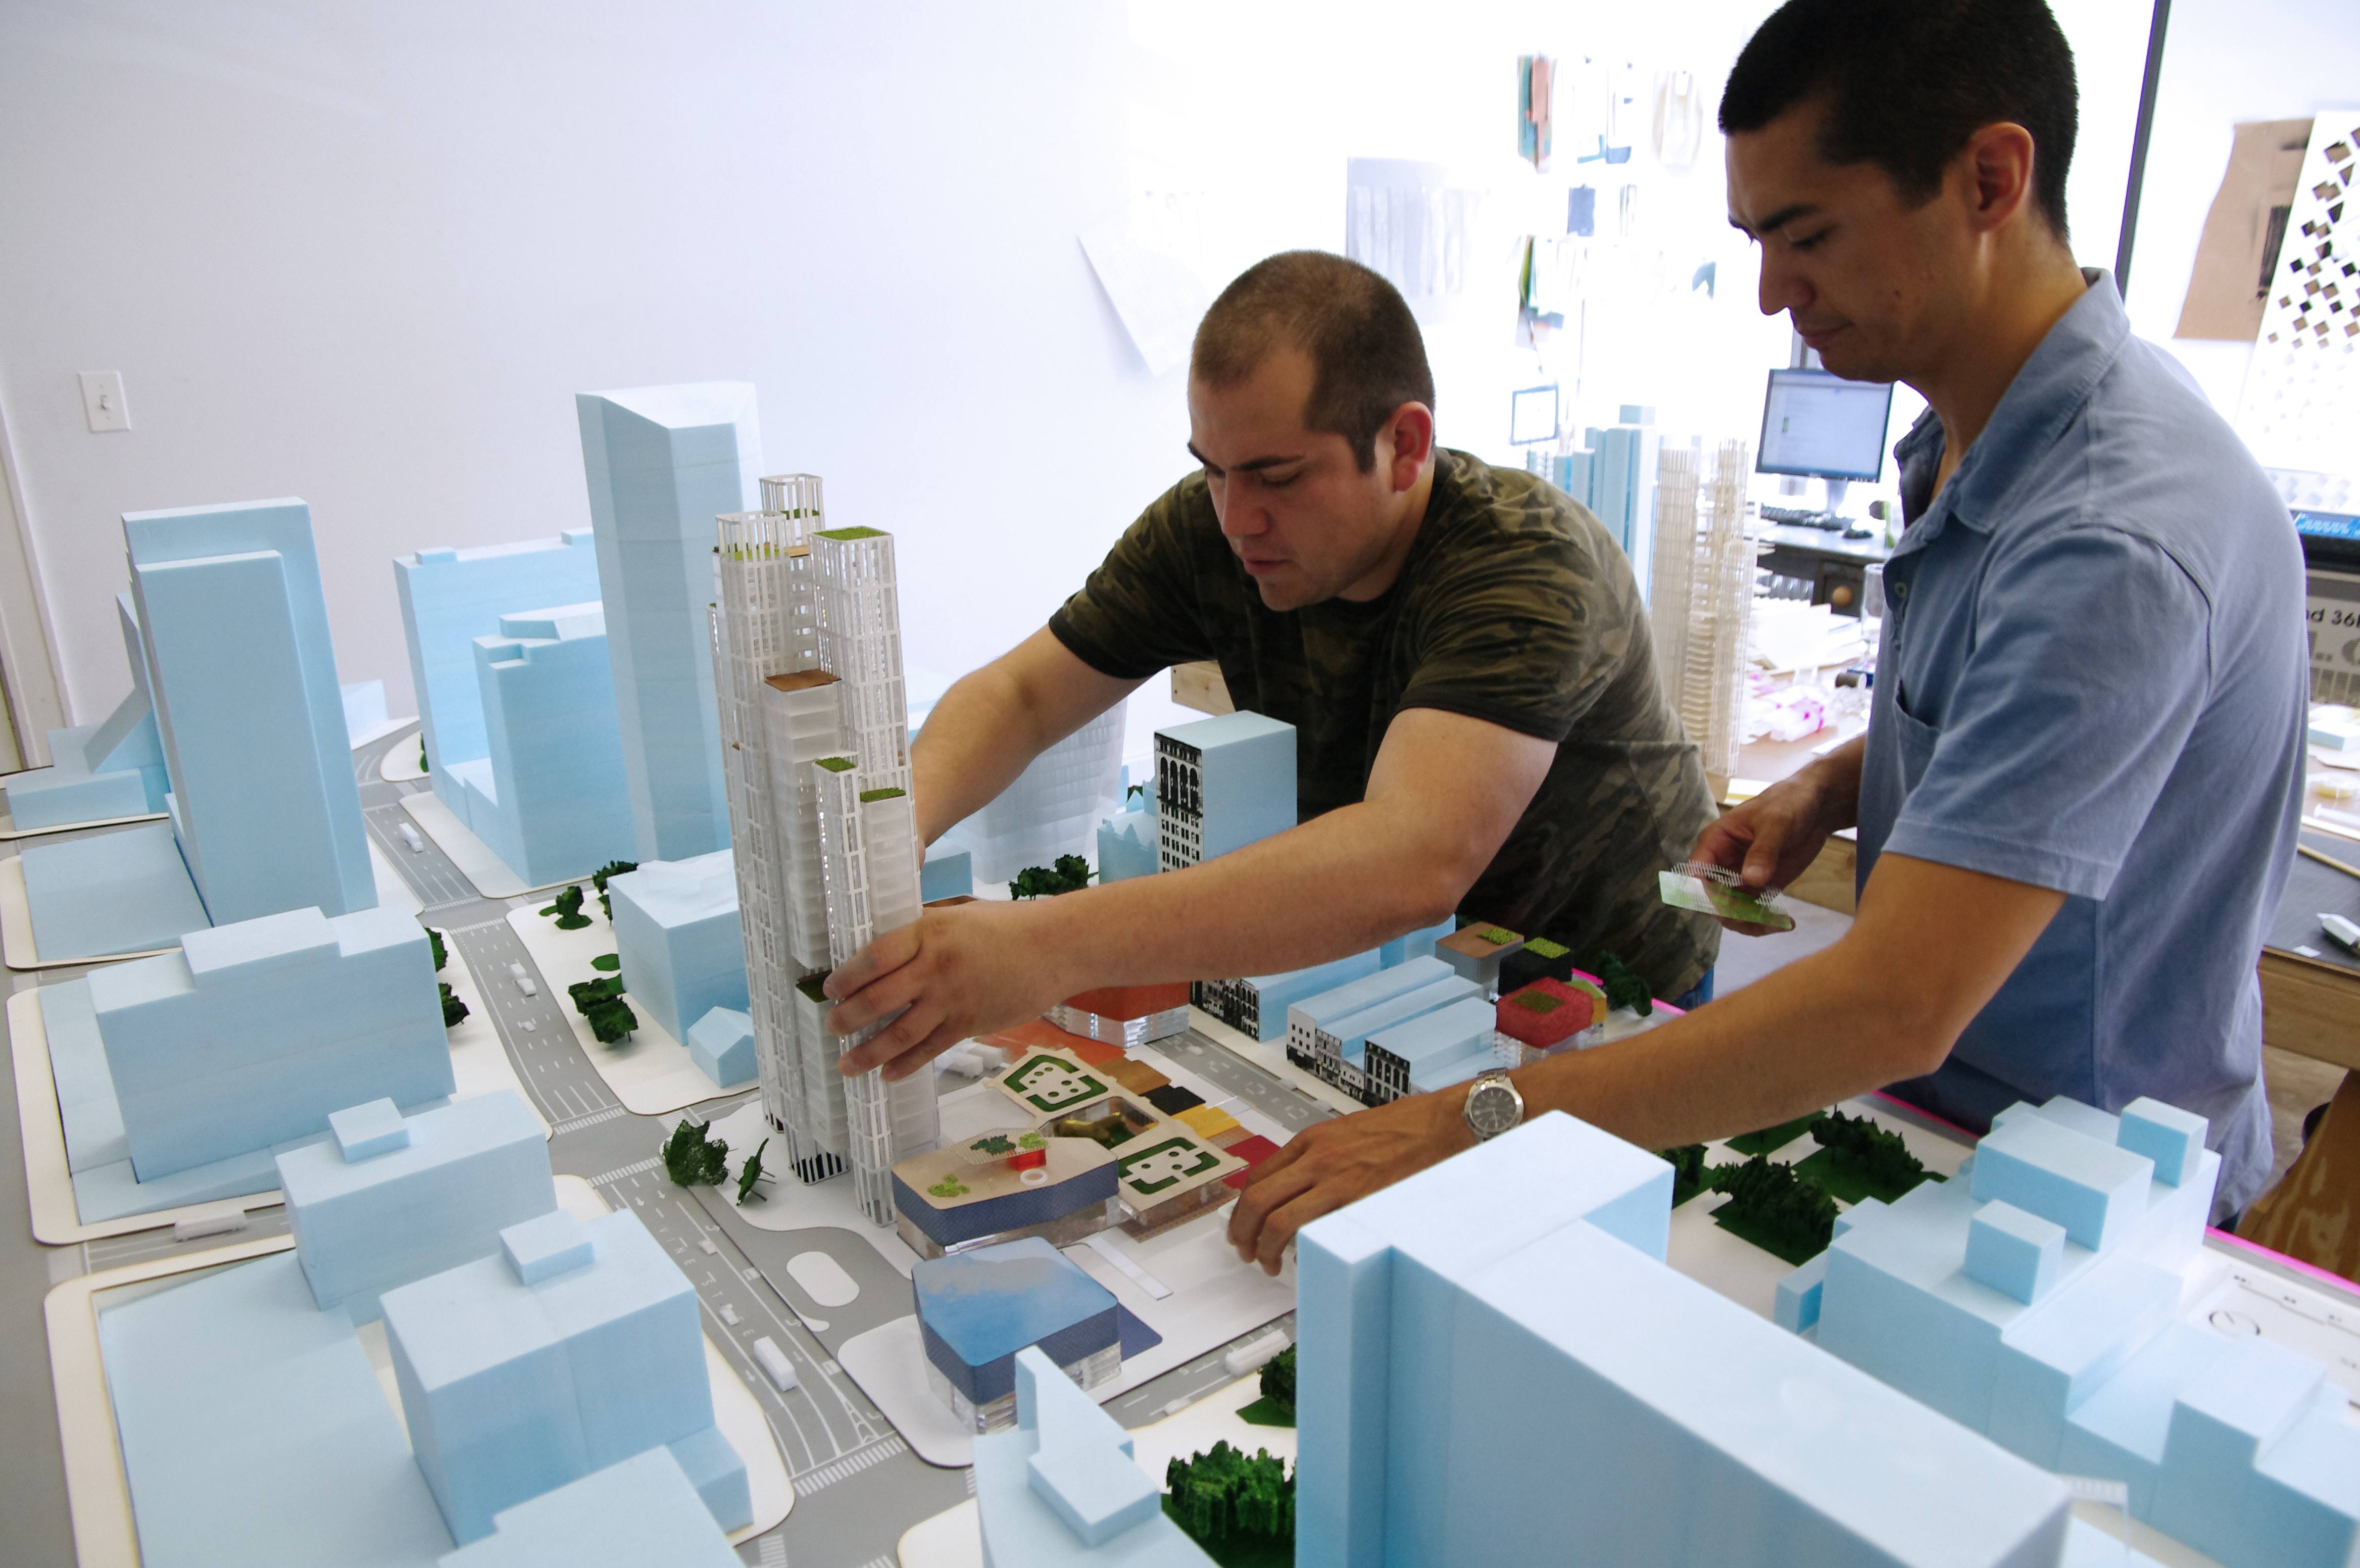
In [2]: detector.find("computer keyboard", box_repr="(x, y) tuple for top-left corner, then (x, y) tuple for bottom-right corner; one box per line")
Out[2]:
(1760, 505), (1837, 528)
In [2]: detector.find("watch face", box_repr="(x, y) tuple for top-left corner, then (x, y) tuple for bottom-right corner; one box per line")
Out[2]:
(1467, 1079), (1521, 1138)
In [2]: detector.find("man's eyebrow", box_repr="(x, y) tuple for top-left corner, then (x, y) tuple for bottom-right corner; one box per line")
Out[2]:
(1186, 443), (1308, 473)
(1730, 202), (1819, 237)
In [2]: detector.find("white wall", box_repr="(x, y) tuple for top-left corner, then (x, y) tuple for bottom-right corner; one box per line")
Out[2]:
(0, 0), (2161, 751)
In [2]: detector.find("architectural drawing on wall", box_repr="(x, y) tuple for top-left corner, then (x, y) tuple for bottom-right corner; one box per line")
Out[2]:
(1649, 439), (1755, 777)
(2235, 113), (2360, 494)
(1345, 158), (1482, 299)
(578, 383), (759, 864)
(709, 479), (939, 1227)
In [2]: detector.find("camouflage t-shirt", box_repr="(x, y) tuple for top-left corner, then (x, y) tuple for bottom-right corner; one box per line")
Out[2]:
(1048, 448), (1720, 1000)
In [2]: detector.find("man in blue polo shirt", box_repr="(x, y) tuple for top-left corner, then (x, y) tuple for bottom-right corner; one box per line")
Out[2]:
(1226, 0), (2307, 1270)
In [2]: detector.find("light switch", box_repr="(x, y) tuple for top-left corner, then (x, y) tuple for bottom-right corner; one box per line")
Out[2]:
(78, 371), (131, 433)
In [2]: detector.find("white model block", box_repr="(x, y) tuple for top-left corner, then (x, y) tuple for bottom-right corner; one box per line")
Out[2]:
(609, 853), (749, 1044)
(1296, 1112), (2068, 1568)
(385, 1205), (744, 1543)
(395, 531), (603, 803)
(277, 1091), (555, 1322)
(1971, 1115), (2153, 1252)
(577, 383), (756, 862)
(436, 1446), (741, 1568)
(91, 905), (453, 1181)
(330, 1098), (411, 1161)
(959, 703), (1126, 884)
(123, 498), (373, 925)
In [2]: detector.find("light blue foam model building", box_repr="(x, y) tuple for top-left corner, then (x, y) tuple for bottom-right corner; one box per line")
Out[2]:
(1153, 710), (1295, 872)
(3, 595), (169, 828)
(446, 603), (636, 886)
(394, 530), (604, 802)
(1096, 804), (1157, 883)
(436, 1446), (741, 1568)
(1360, 994), (1498, 1100)
(123, 497), (374, 924)
(278, 1091), (555, 1322)
(913, 1236), (1121, 1431)
(1797, 1094), (2359, 1568)
(89, 905), (452, 1182)
(974, 1344), (1215, 1567)
(577, 383), (758, 863)
(1197, 949), (1383, 1042)
(1295, 1111), (2072, 1568)
(684, 1006), (755, 1089)
(921, 846), (974, 902)
(608, 852), (748, 1043)
(384, 1205), (749, 1544)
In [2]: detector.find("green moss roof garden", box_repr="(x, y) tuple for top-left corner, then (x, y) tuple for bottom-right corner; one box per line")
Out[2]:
(815, 525), (888, 541)
(795, 973), (833, 1003)
(1525, 936), (1571, 959)
(858, 786), (906, 803)
(1476, 925), (1519, 946)
(815, 756), (855, 772)
(1510, 990), (1563, 1014)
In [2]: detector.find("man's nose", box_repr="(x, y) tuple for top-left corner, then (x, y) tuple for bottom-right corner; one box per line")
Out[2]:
(1217, 491), (1269, 541)
(1757, 253), (1810, 319)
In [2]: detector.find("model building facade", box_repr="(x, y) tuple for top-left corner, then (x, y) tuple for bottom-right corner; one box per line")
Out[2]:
(709, 480), (938, 1226)
(1154, 710), (1295, 872)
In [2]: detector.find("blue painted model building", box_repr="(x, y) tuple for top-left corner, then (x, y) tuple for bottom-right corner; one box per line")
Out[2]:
(394, 530), (604, 801)
(1153, 710), (1295, 871)
(90, 905), (453, 1182)
(1295, 1111), (2074, 1568)
(913, 1236), (1121, 1433)
(278, 1090), (555, 1322)
(684, 1006), (755, 1089)
(435, 1446), (741, 1567)
(446, 602), (636, 886)
(384, 1205), (749, 1544)
(3, 595), (168, 828)
(975, 1345), (1215, 1566)
(607, 851), (748, 1043)
(1796, 1093), (2359, 1568)
(577, 382), (758, 863)
(1197, 950), (1382, 1042)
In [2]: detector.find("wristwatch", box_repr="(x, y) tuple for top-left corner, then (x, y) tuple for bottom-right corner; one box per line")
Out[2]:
(1462, 1070), (1525, 1142)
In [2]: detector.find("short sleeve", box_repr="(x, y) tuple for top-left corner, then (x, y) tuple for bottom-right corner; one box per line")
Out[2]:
(1392, 521), (1629, 744)
(1884, 526), (2210, 900)
(1047, 479), (1219, 681)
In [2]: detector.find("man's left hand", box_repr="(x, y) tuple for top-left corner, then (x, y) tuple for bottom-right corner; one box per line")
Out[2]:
(823, 901), (1076, 1080)
(1226, 1089), (1474, 1275)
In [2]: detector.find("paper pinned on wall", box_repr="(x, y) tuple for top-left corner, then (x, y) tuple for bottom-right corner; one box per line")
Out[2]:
(1345, 158), (1481, 298)
(1078, 220), (1210, 378)
(2233, 109), (2360, 484)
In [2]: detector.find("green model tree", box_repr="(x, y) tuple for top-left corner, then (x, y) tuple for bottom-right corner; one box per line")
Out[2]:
(1705, 1153), (1837, 1264)
(569, 975), (626, 1012)
(1589, 952), (1654, 1016)
(1259, 1347), (1295, 1414)
(440, 982), (470, 1029)
(663, 1118), (730, 1187)
(417, 737), (427, 772)
(1659, 1143), (1710, 1206)
(1165, 1442), (1294, 1563)
(429, 928), (450, 972)
(591, 860), (638, 920)
(1008, 854), (1094, 899)
(541, 884), (591, 929)
(736, 1138), (771, 1204)
(585, 997), (638, 1044)
(1802, 1109), (1936, 1201)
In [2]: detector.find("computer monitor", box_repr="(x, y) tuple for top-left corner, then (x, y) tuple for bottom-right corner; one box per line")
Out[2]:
(1756, 368), (1895, 514)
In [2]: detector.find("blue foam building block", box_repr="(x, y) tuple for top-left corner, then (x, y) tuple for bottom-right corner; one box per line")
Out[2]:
(1965, 1200), (2067, 1305)
(1775, 1254), (1826, 1333)
(1223, 950), (1385, 1042)
(448, 602), (635, 887)
(608, 853), (747, 1044)
(1323, 976), (1484, 1067)
(1287, 955), (1454, 1039)
(2118, 1097), (2208, 1188)
(1294, 1111), (2068, 1568)
(1154, 710), (1296, 862)
(684, 1006), (755, 1089)
(20, 820), (213, 958)
(2152, 1336), (2349, 1566)
(4, 594), (170, 828)
(912, 1237), (1119, 1408)
(385, 1205), (742, 1543)
(278, 1091), (555, 1322)
(1362, 996), (1497, 1094)
(1376, 913), (1456, 968)
(1970, 1113), (2152, 1251)
(123, 498), (373, 924)
(341, 678), (388, 740)
(975, 1345), (1214, 1566)
(92, 905), (454, 1181)
(331, 1098), (412, 1161)
(502, 1209), (597, 1285)
(1094, 808), (1157, 883)
(394, 530), (603, 808)
(577, 384), (756, 863)
(437, 1446), (740, 1568)
(920, 846), (973, 901)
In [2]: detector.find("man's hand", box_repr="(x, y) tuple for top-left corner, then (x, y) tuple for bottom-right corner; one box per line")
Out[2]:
(1226, 1090), (1473, 1275)
(1690, 736), (1864, 934)
(823, 901), (1076, 1081)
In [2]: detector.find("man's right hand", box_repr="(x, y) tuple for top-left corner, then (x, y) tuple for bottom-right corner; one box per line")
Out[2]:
(1688, 736), (1864, 934)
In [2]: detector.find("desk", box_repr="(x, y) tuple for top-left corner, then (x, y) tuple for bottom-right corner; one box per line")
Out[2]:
(1756, 524), (1892, 616)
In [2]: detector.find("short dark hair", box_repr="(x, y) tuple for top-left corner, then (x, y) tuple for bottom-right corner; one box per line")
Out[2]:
(1719, 0), (2078, 240)
(1192, 251), (1436, 472)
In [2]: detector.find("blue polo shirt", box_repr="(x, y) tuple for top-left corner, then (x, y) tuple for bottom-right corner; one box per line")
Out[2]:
(1858, 272), (2308, 1218)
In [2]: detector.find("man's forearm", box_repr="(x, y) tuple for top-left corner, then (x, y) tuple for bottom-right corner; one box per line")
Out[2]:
(910, 664), (1046, 845)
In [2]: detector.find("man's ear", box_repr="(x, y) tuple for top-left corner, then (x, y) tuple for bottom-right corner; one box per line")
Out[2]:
(1384, 402), (1437, 493)
(1957, 121), (2038, 236)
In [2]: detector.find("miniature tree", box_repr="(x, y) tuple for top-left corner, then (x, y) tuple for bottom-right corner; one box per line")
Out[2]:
(417, 737), (427, 772)
(568, 975), (627, 1013)
(1589, 951), (1654, 1017)
(1705, 1153), (1836, 1264)
(1008, 854), (1095, 899)
(1659, 1143), (1710, 1206)
(1260, 1347), (1295, 1415)
(590, 953), (621, 973)
(439, 982), (469, 1029)
(585, 997), (638, 1044)
(736, 1138), (771, 1204)
(540, 884), (590, 929)
(591, 859), (638, 920)
(1165, 1442), (1295, 1559)
(429, 928), (450, 972)
(663, 1117), (730, 1187)
(1126, 781), (1147, 806)
(1801, 1108), (1936, 1201)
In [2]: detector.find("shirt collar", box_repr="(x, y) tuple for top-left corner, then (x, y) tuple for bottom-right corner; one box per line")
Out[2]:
(1890, 268), (2129, 549)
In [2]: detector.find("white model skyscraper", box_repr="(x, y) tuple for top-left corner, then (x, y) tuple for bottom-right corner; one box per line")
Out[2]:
(1648, 439), (1755, 778)
(711, 479), (939, 1227)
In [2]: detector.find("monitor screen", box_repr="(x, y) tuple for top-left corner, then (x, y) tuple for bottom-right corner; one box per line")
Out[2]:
(1756, 368), (1895, 482)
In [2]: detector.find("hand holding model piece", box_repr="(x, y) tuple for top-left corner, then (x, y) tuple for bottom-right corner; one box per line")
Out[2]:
(1688, 734), (1863, 934)
(823, 898), (1084, 1082)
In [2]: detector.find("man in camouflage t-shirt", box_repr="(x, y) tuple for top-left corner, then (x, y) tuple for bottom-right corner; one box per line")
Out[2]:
(821, 250), (1715, 1088)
